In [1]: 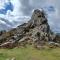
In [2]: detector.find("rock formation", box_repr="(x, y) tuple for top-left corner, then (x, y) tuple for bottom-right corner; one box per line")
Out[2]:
(0, 9), (59, 49)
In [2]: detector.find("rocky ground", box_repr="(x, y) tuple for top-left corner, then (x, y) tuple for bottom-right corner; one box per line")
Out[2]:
(0, 9), (60, 49)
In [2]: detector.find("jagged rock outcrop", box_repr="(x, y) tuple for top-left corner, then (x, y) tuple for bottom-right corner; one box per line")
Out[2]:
(0, 9), (59, 49)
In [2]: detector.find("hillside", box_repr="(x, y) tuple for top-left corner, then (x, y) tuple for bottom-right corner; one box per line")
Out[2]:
(0, 9), (60, 49)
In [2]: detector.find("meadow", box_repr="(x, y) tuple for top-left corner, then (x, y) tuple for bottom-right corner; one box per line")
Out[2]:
(0, 45), (60, 60)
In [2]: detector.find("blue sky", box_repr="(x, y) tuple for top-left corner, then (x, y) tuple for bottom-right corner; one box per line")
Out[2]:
(0, 1), (13, 14)
(0, 0), (60, 33)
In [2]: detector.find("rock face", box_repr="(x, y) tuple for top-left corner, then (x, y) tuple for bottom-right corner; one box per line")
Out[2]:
(0, 9), (58, 49)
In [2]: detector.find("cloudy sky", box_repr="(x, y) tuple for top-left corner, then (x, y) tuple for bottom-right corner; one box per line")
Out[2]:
(0, 0), (60, 33)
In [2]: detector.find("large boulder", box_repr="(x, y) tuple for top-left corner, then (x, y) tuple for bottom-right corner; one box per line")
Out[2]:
(27, 9), (56, 48)
(0, 9), (57, 49)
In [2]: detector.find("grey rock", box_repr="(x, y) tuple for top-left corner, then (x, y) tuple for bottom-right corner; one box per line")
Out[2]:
(0, 9), (57, 48)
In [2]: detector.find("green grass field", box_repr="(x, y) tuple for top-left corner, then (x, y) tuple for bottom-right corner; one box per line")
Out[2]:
(0, 46), (60, 60)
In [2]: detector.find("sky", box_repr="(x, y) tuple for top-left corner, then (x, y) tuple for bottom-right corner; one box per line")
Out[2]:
(0, 0), (60, 33)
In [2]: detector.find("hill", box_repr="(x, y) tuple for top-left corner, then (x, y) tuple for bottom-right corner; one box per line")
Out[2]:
(0, 9), (60, 49)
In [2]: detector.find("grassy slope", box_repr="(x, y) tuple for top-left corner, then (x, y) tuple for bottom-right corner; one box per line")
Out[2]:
(0, 46), (60, 60)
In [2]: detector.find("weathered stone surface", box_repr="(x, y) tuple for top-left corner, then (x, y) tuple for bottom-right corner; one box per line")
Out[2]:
(0, 41), (16, 48)
(48, 42), (60, 48)
(0, 9), (58, 49)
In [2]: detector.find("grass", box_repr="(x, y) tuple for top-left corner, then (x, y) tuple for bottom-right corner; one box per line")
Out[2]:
(0, 45), (60, 60)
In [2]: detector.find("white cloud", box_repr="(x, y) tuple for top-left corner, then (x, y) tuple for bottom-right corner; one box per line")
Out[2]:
(10, 0), (22, 16)
(0, 0), (60, 33)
